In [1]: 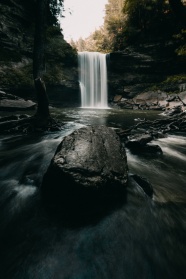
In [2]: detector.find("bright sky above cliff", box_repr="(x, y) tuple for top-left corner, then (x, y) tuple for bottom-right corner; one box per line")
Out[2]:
(60, 0), (108, 41)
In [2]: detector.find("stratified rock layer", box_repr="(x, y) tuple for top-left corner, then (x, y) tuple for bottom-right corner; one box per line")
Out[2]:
(108, 46), (186, 101)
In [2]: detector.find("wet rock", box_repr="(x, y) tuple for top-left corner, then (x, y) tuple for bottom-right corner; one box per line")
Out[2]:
(0, 91), (19, 100)
(0, 115), (19, 122)
(133, 91), (164, 105)
(144, 144), (163, 155)
(127, 142), (162, 155)
(129, 174), (153, 198)
(41, 126), (128, 219)
(113, 95), (122, 102)
(167, 101), (182, 110)
(125, 134), (163, 155)
(158, 100), (168, 109)
(178, 91), (186, 105)
(167, 94), (177, 102)
(0, 90), (36, 111)
(111, 82), (186, 113)
(0, 99), (36, 111)
(127, 134), (153, 146)
(164, 105), (183, 116)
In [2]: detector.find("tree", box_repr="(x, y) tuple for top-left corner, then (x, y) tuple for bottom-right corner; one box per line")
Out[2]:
(33, 0), (64, 125)
(69, 39), (77, 50)
(104, 0), (126, 50)
(0, 0), (65, 133)
(169, 0), (186, 27)
(33, 0), (49, 121)
(80, 0), (126, 52)
(121, 0), (186, 44)
(76, 37), (86, 52)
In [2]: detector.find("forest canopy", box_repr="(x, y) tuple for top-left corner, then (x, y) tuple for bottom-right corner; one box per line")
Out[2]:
(73, 0), (186, 53)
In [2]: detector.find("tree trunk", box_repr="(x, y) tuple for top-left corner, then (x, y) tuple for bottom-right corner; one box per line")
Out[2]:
(34, 77), (49, 117)
(169, 0), (186, 27)
(33, 0), (50, 119)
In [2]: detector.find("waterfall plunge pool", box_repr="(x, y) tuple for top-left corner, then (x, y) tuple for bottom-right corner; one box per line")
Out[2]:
(0, 107), (186, 279)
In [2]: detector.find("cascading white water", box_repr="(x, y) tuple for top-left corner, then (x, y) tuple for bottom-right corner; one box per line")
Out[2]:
(78, 52), (108, 108)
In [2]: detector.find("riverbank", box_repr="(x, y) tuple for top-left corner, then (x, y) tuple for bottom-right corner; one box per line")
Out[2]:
(1, 88), (186, 139)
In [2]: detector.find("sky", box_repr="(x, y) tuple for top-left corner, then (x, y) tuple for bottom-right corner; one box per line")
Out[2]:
(60, 0), (108, 42)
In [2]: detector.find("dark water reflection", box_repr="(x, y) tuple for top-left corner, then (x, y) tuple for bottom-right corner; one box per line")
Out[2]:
(0, 108), (186, 279)
(50, 107), (161, 128)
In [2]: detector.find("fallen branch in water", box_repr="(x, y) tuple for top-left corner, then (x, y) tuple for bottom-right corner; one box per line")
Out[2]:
(116, 110), (186, 155)
(117, 111), (186, 139)
(0, 114), (62, 134)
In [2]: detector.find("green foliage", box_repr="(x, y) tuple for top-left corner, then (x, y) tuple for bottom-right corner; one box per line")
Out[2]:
(48, 0), (64, 25)
(80, 0), (186, 52)
(174, 29), (186, 56)
(176, 45), (186, 55)
(0, 49), (22, 62)
(43, 64), (64, 84)
(74, 28), (113, 53)
(43, 25), (77, 85)
(146, 74), (186, 93)
(74, 0), (126, 52)
(0, 0), (77, 91)
(163, 74), (186, 83)
(123, 0), (177, 43)
(91, 29), (112, 52)
(75, 37), (86, 52)
(49, 0), (64, 17)
(46, 26), (77, 65)
(0, 64), (33, 88)
(103, 0), (126, 51)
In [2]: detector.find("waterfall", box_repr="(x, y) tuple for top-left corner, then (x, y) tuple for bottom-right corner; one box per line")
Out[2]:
(78, 52), (108, 108)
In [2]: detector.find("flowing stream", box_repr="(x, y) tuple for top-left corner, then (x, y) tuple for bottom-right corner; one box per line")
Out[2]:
(0, 108), (186, 279)
(78, 52), (108, 108)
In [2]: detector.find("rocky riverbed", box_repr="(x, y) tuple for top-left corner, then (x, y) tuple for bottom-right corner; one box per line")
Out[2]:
(112, 90), (186, 111)
(0, 107), (186, 279)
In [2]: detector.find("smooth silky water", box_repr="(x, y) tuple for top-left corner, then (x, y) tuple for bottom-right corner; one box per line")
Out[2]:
(78, 52), (108, 108)
(0, 107), (186, 278)
(0, 108), (186, 279)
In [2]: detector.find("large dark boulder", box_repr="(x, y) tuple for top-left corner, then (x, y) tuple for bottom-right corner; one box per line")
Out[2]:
(41, 126), (128, 221)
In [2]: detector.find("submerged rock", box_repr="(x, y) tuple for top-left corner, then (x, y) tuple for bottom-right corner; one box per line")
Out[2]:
(125, 133), (163, 155)
(41, 126), (128, 219)
(127, 134), (153, 145)
(129, 174), (153, 198)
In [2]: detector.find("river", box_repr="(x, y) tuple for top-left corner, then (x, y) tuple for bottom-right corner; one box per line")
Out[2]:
(0, 107), (186, 279)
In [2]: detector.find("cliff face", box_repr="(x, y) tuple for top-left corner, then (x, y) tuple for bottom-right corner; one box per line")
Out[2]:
(108, 43), (186, 102)
(1, 1), (185, 108)
(0, 0), (79, 106)
(0, 0), (34, 56)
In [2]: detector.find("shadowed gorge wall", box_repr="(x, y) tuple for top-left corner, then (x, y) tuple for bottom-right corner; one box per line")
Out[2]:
(0, 0), (79, 105)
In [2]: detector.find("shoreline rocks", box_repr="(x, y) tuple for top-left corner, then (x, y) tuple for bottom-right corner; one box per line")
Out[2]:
(112, 90), (186, 112)
(0, 90), (36, 111)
